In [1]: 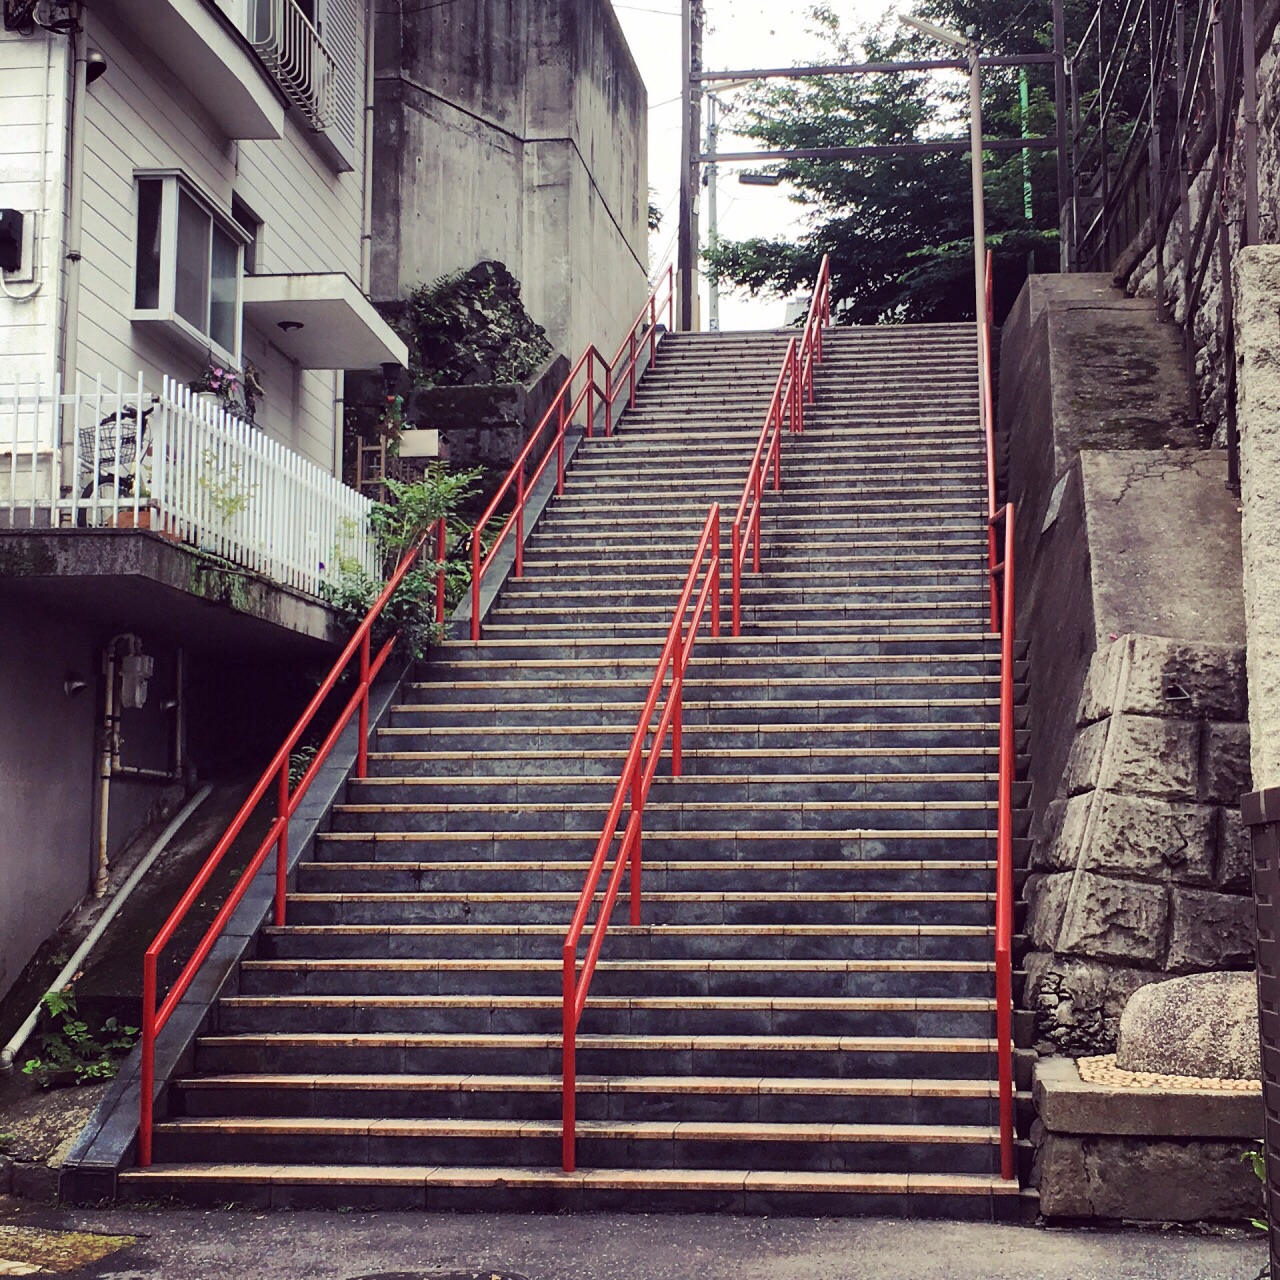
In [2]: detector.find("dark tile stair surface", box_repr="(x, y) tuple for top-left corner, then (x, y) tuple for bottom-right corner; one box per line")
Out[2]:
(120, 325), (1026, 1217)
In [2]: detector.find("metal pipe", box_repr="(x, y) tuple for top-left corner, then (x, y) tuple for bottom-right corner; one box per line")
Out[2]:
(0, 785), (212, 1075)
(96, 641), (118, 899)
(58, 19), (88, 386)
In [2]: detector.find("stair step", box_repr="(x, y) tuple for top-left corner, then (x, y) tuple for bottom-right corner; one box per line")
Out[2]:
(118, 1162), (1021, 1215)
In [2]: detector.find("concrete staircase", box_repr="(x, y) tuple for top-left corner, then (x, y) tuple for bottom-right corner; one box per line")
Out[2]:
(121, 326), (1027, 1217)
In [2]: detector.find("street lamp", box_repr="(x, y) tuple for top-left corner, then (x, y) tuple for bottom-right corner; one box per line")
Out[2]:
(899, 15), (988, 431)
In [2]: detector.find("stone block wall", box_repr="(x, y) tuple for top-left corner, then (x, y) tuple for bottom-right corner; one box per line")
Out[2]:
(1025, 633), (1253, 1055)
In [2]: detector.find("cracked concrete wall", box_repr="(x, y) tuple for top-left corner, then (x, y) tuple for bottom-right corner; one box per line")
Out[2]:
(999, 274), (1250, 1057)
(371, 0), (648, 364)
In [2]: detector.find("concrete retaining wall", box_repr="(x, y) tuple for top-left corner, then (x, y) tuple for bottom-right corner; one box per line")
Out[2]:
(371, 0), (649, 363)
(998, 273), (1251, 1058)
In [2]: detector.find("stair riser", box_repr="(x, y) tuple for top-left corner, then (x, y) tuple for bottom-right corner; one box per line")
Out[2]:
(313, 832), (998, 862)
(257, 930), (997, 963)
(364, 752), (996, 778)
(386, 704), (996, 731)
(172, 1084), (999, 1128)
(283, 899), (993, 927)
(415, 656), (1000, 681)
(296, 865), (996, 895)
(193, 1039), (998, 1081)
(215, 1003), (995, 1040)
(238, 966), (997, 1000)
(345, 778), (994, 806)
(151, 1128), (1000, 1176)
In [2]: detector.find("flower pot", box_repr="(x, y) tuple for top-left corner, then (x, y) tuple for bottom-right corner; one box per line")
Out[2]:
(111, 509), (180, 540)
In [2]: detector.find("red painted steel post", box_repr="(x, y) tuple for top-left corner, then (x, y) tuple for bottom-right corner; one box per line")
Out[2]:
(275, 767), (290, 926)
(434, 518), (447, 624)
(471, 534), (482, 643)
(586, 349), (596, 439)
(562, 948), (577, 1173)
(605, 365), (614, 437)
(772, 426), (781, 493)
(794, 349), (805, 434)
(515, 465), (525, 578)
(357, 629), (371, 778)
(711, 509), (721, 636)
(996, 505), (1018, 1180)
(138, 958), (156, 1166)
(629, 331), (637, 409)
(649, 297), (657, 367)
(731, 520), (742, 636)
(629, 756), (643, 925)
(672, 626), (684, 778)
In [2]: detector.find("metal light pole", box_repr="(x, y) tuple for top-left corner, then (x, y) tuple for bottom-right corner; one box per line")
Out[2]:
(706, 93), (721, 331)
(705, 80), (754, 332)
(678, 0), (704, 331)
(901, 16), (987, 432)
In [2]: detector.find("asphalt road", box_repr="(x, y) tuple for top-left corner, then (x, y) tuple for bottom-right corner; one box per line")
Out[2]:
(0, 1201), (1268, 1280)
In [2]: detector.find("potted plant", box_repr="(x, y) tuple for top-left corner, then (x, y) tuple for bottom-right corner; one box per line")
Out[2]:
(186, 353), (241, 417)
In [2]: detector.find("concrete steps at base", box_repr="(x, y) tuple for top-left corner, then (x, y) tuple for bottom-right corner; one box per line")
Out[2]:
(117, 1163), (1023, 1216)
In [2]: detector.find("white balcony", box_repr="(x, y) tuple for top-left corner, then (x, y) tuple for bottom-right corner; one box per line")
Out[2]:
(100, 0), (285, 140)
(241, 273), (409, 369)
(0, 373), (377, 600)
(246, 0), (336, 132)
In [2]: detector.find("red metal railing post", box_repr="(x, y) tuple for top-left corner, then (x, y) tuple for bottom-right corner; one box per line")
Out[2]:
(139, 957), (156, 1167)
(586, 349), (596, 439)
(672, 624), (684, 778)
(357, 628), (371, 778)
(275, 766), (290, 926)
(562, 946), (577, 1173)
(649, 296), (657, 366)
(711, 507), (721, 636)
(515, 463), (525, 578)
(731, 519), (742, 636)
(629, 756), (643, 925)
(605, 364), (614, 437)
(995, 503), (1017, 1181)
(471, 533), (481, 643)
(434, 517), (447, 624)
(629, 330), (637, 409)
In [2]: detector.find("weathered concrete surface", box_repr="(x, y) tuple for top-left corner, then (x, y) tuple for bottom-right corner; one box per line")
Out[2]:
(1235, 245), (1280, 791)
(997, 275), (1241, 856)
(371, 0), (648, 364)
(1033, 1055), (1263, 1137)
(1079, 451), (1245, 646)
(0, 1201), (1266, 1279)
(1116, 972), (1262, 1080)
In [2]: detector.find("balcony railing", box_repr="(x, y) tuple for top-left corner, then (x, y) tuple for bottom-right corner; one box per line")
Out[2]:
(247, 0), (334, 131)
(1, 372), (377, 599)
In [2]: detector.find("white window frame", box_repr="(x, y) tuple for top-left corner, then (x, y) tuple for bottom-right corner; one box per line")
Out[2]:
(129, 172), (248, 367)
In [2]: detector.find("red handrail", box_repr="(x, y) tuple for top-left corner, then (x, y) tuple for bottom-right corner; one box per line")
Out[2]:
(982, 251), (1016, 1181)
(729, 255), (831, 634)
(468, 266), (676, 641)
(560, 503), (721, 1172)
(137, 518), (450, 1167)
(991, 502), (1016, 1181)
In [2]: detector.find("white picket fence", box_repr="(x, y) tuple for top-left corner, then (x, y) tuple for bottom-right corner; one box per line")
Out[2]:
(1, 372), (378, 598)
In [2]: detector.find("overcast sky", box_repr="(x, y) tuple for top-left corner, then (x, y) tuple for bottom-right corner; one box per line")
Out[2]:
(613, 0), (903, 330)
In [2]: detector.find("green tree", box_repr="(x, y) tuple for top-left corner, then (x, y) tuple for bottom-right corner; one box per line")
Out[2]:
(705, 4), (1062, 323)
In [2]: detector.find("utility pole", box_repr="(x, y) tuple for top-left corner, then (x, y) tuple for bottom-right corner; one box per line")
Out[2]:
(706, 93), (720, 331)
(678, 0), (703, 331)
